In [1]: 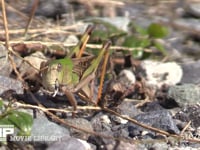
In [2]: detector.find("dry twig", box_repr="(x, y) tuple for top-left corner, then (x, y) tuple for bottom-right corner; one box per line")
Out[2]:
(14, 101), (200, 144)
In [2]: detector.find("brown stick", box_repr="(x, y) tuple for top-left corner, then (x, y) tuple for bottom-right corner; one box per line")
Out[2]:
(1, 0), (9, 49)
(24, 0), (39, 36)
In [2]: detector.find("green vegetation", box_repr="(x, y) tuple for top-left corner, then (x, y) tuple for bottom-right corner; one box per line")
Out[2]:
(0, 99), (33, 136)
(89, 19), (169, 59)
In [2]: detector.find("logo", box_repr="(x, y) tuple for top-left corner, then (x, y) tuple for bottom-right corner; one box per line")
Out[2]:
(0, 124), (62, 142)
(0, 125), (14, 141)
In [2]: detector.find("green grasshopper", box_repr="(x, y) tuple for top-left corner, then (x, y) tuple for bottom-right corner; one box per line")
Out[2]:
(40, 25), (111, 114)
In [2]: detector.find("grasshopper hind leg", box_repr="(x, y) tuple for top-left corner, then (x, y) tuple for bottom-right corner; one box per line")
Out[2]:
(97, 40), (112, 105)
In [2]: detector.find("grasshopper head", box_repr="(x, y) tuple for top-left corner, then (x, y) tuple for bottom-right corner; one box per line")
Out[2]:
(40, 58), (79, 92)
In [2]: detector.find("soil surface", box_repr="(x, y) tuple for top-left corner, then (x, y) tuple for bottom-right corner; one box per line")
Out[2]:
(0, 0), (200, 150)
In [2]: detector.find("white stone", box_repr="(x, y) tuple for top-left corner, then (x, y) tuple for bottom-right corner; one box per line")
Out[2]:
(115, 116), (128, 124)
(119, 69), (136, 84)
(142, 60), (183, 88)
(19, 51), (46, 79)
(24, 51), (46, 70)
(77, 139), (92, 150)
(100, 115), (111, 124)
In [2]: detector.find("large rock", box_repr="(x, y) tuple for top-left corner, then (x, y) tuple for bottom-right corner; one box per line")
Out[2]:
(167, 84), (200, 107)
(0, 45), (13, 76)
(31, 114), (69, 143)
(181, 60), (200, 84)
(185, 3), (200, 18)
(66, 118), (93, 140)
(0, 75), (23, 95)
(127, 110), (180, 136)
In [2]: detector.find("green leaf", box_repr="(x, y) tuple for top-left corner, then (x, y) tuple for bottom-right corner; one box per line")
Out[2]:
(147, 23), (168, 38)
(139, 38), (151, 48)
(141, 51), (152, 59)
(130, 23), (148, 35)
(123, 36), (150, 48)
(0, 111), (33, 136)
(92, 30), (108, 41)
(135, 25), (148, 35)
(14, 111), (33, 136)
(154, 41), (167, 55)
(123, 35), (137, 47)
(122, 36), (151, 58)
(132, 50), (144, 58)
(7, 112), (25, 132)
(0, 100), (4, 110)
(0, 117), (11, 125)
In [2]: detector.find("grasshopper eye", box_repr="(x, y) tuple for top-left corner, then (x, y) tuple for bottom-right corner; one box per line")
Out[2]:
(57, 63), (62, 72)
